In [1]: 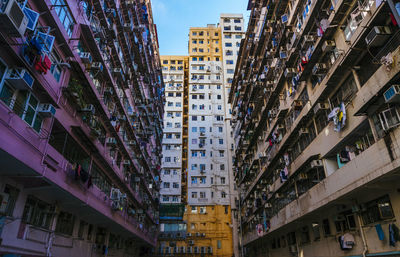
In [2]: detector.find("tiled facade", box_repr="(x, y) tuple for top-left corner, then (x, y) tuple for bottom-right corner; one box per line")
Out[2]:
(230, 0), (400, 256)
(0, 0), (163, 256)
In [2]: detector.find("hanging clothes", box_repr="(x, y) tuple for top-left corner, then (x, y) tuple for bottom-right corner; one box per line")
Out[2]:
(280, 169), (288, 183)
(389, 223), (400, 246)
(375, 224), (385, 240)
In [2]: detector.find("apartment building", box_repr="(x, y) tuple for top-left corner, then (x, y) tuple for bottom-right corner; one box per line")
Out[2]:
(0, 0), (163, 256)
(230, 0), (400, 256)
(157, 14), (244, 257)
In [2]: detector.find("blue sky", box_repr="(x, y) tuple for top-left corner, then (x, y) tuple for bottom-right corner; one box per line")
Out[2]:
(151, 0), (249, 55)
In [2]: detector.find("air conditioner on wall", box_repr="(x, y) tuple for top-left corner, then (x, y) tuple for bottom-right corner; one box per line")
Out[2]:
(5, 68), (34, 90)
(38, 104), (56, 117)
(0, 0), (28, 37)
(313, 102), (330, 113)
(79, 52), (92, 64)
(365, 26), (392, 47)
(384, 85), (400, 103)
(310, 159), (323, 168)
(322, 40), (336, 52)
(90, 62), (103, 71)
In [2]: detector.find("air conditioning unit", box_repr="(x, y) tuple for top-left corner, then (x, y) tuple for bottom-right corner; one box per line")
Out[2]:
(365, 26), (392, 47)
(322, 40), (336, 52)
(123, 23), (131, 31)
(90, 62), (103, 71)
(106, 137), (117, 145)
(298, 172), (308, 180)
(79, 52), (92, 63)
(0, 192), (10, 213)
(284, 68), (296, 77)
(299, 128), (309, 135)
(312, 63), (328, 75)
(313, 102), (330, 113)
(38, 103), (56, 117)
(112, 68), (123, 74)
(310, 159), (323, 168)
(188, 240), (195, 245)
(80, 104), (95, 114)
(5, 68), (34, 90)
(0, 0), (28, 37)
(384, 85), (400, 103)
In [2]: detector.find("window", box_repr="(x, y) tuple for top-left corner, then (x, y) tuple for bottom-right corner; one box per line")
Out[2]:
(164, 170), (170, 175)
(0, 87), (43, 133)
(192, 127), (197, 132)
(227, 69), (234, 74)
(224, 35), (232, 39)
(22, 196), (55, 229)
(312, 222), (321, 241)
(163, 60), (168, 64)
(191, 177), (198, 184)
(165, 157), (171, 162)
(192, 192), (198, 198)
(192, 32), (197, 36)
(235, 35), (242, 39)
(200, 207), (207, 214)
(200, 177), (206, 184)
(163, 196), (169, 202)
(217, 240), (222, 249)
(220, 164), (225, 170)
(219, 139), (223, 144)
(225, 42), (232, 47)
(226, 60), (234, 65)
(200, 192), (206, 198)
(234, 19), (241, 23)
(192, 139), (198, 144)
(219, 150), (224, 157)
(221, 192), (226, 198)
(51, 0), (75, 37)
(78, 220), (87, 239)
(192, 116), (197, 121)
(2, 184), (19, 216)
(163, 182), (170, 188)
(218, 127), (223, 132)
(300, 226), (310, 244)
(191, 164), (198, 170)
(217, 95), (222, 99)
(361, 195), (394, 225)
(221, 177), (225, 184)
(56, 211), (75, 235)
(173, 183), (179, 188)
